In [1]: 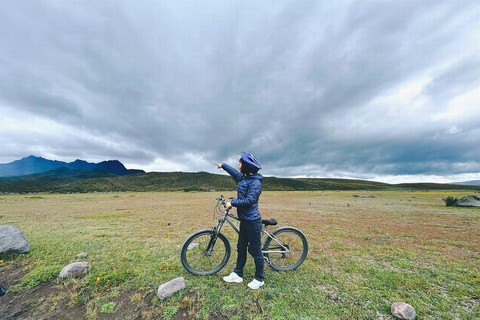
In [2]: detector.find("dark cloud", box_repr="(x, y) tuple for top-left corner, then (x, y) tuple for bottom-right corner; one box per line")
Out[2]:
(0, 0), (479, 183)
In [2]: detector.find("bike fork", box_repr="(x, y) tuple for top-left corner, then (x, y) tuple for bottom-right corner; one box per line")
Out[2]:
(205, 225), (221, 256)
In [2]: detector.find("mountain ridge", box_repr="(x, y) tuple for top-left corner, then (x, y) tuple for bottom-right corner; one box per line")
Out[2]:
(0, 167), (117, 182)
(0, 155), (144, 177)
(452, 180), (480, 186)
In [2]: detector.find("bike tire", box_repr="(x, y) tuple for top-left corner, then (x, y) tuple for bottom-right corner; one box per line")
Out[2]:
(263, 227), (308, 271)
(180, 229), (231, 275)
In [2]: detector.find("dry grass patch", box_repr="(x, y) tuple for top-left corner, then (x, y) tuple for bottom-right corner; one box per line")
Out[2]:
(1, 191), (479, 319)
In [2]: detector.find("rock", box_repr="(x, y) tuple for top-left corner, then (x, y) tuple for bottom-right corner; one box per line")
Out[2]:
(0, 225), (31, 254)
(391, 302), (416, 319)
(456, 195), (480, 207)
(353, 194), (375, 198)
(59, 262), (91, 279)
(187, 243), (199, 250)
(157, 277), (186, 300)
(77, 252), (87, 258)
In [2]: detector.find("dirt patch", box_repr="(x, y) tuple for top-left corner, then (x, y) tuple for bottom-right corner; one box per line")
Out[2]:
(0, 264), (228, 320)
(0, 262), (84, 320)
(0, 262), (29, 320)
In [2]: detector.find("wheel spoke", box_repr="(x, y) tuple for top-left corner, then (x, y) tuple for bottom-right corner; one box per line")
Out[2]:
(264, 227), (308, 271)
(181, 230), (230, 275)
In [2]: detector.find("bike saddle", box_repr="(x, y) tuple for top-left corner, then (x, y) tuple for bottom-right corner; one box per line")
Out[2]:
(262, 218), (277, 226)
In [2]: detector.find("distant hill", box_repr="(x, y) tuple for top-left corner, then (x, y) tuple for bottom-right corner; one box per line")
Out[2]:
(452, 180), (480, 186)
(394, 182), (480, 190)
(0, 170), (479, 194)
(0, 155), (144, 177)
(0, 167), (116, 182)
(1, 156), (479, 193)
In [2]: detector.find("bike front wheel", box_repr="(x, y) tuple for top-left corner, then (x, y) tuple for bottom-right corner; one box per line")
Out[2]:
(180, 229), (231, 275)
(263, 227), (308, 271)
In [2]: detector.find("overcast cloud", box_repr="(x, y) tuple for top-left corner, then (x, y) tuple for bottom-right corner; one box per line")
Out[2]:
(1, 0), (479, 183)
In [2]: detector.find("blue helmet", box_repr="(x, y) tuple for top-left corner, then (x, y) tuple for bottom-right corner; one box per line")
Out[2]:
(241, 153), (262, 170)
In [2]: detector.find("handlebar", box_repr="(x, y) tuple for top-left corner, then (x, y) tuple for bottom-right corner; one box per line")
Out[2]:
(214, 195), (240, 222)
(216, 195), (232, 210)
(216, 195), (225, 206)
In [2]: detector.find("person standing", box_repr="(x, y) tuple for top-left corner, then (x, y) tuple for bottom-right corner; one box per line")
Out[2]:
(215, 153), (264, 289)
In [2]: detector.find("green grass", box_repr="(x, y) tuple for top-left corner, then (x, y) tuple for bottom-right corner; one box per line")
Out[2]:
(100, 301), (116, 313)
(162, 305), (178, 319)
(19, 265), (63, 290)
(1, 191), (479, 319)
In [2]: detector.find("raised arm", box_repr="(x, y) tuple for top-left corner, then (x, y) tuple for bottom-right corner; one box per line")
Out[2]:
(215, 162), (243, 183)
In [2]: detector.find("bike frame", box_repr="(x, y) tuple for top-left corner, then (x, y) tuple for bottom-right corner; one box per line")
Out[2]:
(210, 196), (291, 261)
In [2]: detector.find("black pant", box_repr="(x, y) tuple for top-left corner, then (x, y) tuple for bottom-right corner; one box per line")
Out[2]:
(233, 218), (264, 281)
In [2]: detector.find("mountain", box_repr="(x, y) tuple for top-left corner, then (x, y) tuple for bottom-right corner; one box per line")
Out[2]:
(96, 160), (144, 175)
(0, 155), (144, 177)
(0, 167), (116, 182)
(452, 180), (480, 186)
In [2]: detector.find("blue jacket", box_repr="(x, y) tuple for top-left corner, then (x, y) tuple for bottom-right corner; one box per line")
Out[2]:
(222, 163), (263, 220)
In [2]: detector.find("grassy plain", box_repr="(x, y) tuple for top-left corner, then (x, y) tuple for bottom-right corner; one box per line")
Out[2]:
(0, 191), (479, 319)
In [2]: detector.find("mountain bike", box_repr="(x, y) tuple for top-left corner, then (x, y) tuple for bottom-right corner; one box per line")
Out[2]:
(180, 195), (308, 275)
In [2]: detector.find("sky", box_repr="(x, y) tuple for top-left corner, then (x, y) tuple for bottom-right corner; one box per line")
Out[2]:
(1, 0), (479, 184)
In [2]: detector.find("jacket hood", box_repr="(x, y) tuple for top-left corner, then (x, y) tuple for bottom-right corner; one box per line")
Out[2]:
(245, 173), (264, 182)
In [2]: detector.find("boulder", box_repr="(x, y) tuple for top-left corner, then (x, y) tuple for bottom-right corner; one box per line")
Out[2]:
(456, 195), (480, 207)
(353, 194), (375, 198)
(157, 277), (186, 300)
(59, 262), (91, 279)
(0, 225), (31, 254)
(77, 252), (88, 258)
(391, 302), (416, 319)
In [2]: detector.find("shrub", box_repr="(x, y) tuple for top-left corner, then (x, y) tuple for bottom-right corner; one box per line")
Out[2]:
(443, 196), (458, 206)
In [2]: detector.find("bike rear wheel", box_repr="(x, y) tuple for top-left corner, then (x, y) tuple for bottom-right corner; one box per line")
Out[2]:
(180, 229), (231, 275)
(263, 227), (308, 271)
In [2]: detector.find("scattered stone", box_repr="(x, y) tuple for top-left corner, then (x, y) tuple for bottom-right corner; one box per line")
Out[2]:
(59, 262), (91, 279)
(187, 243), (199, 250)
(391, 302), (416, 320)
(376, 310), (391, 320)
(0, 225), (31, 254)
(77, 252), (87, 258)
(456, 195), (480, 207)
(157, 277), (186, 300)
(353, 194), (375, 198)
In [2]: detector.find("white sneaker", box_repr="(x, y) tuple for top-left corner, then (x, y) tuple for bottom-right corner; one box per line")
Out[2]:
(223, 272), (243, 283)
(247, 279), (264, 289)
